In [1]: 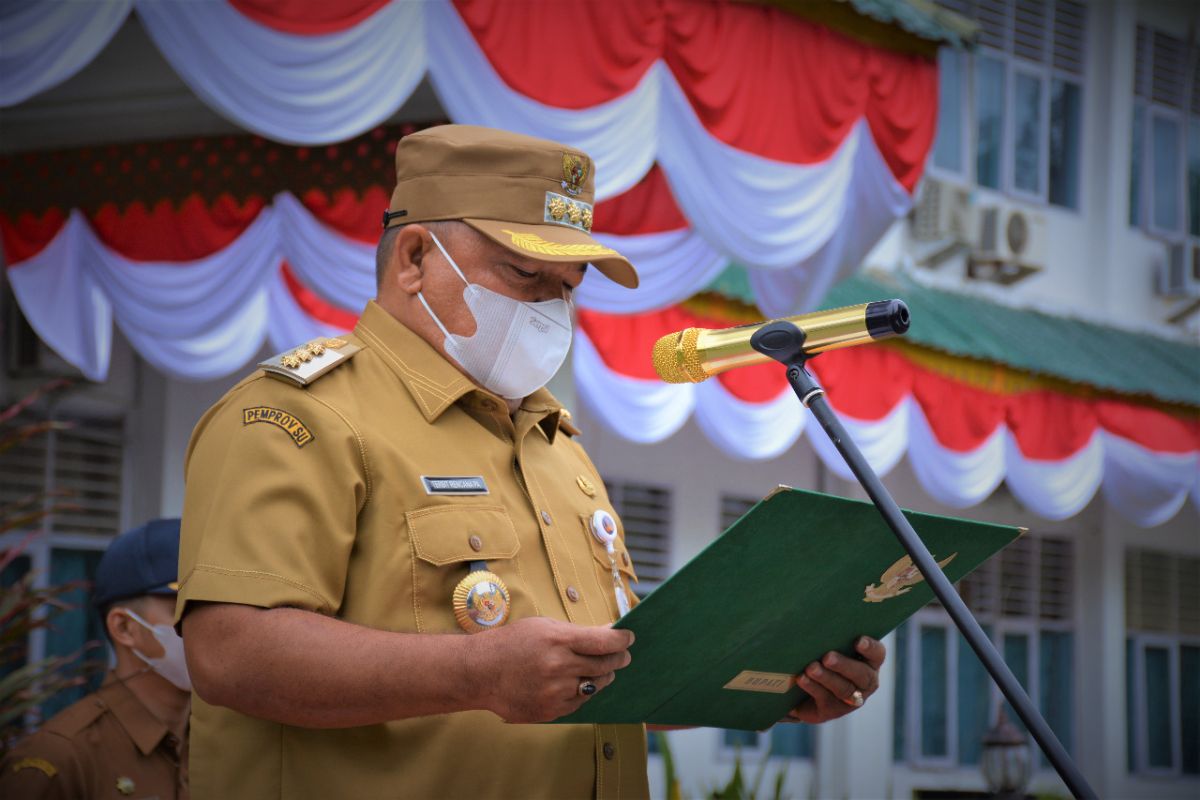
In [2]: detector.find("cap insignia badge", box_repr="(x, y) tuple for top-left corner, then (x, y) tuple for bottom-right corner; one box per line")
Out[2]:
(503, 229), (616, 258)
(453, 569), (511, 633)
(543, 193), (596, 233)
(562, 153), (589, 196)
(863, 552), (957, 603)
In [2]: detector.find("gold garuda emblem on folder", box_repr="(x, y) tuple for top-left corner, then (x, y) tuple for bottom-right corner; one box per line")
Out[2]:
(864, 552), (957, 603)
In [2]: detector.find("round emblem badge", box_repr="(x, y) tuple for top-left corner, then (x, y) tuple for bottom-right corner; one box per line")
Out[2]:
(452, 570), (511, 633)
(590, 509), (617, 546)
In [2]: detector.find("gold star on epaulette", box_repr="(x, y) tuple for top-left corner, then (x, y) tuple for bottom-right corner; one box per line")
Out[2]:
(260, 337), (362, 386)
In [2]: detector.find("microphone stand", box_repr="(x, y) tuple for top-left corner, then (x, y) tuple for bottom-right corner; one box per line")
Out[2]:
(749, 321), (1096, 800)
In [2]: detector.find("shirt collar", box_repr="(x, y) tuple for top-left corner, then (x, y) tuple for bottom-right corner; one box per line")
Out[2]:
(98, 675), (173, 757)
(354, 302), (569, 436)
(354, 301), (475, 423)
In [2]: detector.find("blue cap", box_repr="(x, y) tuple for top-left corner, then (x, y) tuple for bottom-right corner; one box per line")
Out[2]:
(92, 518), (181, 609)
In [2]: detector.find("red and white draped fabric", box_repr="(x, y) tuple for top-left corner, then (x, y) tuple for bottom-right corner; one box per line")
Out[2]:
(1, 0), (935, 315)
(4, 1), (1195, 526)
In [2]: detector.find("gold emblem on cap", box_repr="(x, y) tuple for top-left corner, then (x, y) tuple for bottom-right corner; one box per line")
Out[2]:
(577, 475), (597, 497)
(547, 195), (568, 221)
(116, 776), (136, 795)
(501, 230), (617, 258)
(452, 571), (511, 633)
(562, 153), (589, 196)
(582, 208), (594, 231)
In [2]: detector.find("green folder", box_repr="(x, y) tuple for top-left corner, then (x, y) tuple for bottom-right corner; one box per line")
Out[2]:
(553, 487), (1022, 730)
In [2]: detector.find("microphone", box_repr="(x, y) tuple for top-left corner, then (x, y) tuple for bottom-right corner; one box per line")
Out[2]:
(651, 300), (910, 384)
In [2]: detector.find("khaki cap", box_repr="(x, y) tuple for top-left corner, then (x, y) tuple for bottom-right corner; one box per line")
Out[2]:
(384, 125), (638, 289)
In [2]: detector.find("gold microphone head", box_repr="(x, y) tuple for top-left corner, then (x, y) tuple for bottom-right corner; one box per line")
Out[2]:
(652, 328), (708, 383)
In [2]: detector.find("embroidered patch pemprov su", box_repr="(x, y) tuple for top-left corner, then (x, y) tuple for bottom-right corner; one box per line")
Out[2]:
(242, 406), (314, 448)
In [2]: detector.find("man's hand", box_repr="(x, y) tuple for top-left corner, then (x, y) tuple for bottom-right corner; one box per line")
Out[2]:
(472, 617), (634, 723)
(785, 636), (885, 724)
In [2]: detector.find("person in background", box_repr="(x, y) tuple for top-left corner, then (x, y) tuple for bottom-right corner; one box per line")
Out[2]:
(0, 518), (190, 799)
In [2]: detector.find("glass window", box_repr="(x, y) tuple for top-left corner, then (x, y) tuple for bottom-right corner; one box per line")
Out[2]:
(957, 628), (991, 765)
(1013, 72), (1044, 194)
(1002, 633), (1031, 732)
(920, 626), (949, 757)
(43, 548), (105, 717)
(1, 555), (32, 682)
(1049, 80), (1082, 208)
(1188, 120), (1200, 238)
(1040, 631), (1074, 767)
(771, 723), (814, 758)
(1182, 645), (1200, 775)
(1151, 115), (1182, 232)
(934, 48), (964, 173)
(1145, 645), (1173, 769)
(1130, 105), (1145, 227)
(976, 56), (1007, 189)
(1127, 638), (1138, 772)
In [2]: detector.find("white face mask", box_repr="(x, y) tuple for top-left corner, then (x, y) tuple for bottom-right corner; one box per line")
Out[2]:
(417, 232), (573, 400)
(121, 608), (192, 692)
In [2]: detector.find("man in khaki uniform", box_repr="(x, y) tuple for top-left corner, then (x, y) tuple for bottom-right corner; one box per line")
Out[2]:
(177, 125), (884, 800)
(1, 519), (190, 800)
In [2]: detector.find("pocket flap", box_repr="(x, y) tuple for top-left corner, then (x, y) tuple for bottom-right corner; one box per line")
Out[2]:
(406, 505), (519, 566)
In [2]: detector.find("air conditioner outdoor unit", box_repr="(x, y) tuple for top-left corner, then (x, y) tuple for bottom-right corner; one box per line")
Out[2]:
(968, 205), (1046, 284)
(1155, 242), (1200, 298)
(911, 178), (972, 243)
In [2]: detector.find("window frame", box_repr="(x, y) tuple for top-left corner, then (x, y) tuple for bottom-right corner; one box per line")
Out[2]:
(1127, 633), (1192, 777)
(934, 0), (1087, 211)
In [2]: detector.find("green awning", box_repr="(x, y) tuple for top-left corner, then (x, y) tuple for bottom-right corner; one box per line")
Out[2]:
(703, 268), (1200, 408)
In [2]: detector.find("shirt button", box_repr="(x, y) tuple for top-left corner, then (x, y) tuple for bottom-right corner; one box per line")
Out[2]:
(540, 510), (553, 525)
(566, 586), (580, 602)
(603, 742), (615, 760)
(621, 552), (629, 567)
(468, 535), (483, 552)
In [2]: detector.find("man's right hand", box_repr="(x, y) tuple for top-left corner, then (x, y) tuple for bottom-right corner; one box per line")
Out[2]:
(471, 617), (634, 723)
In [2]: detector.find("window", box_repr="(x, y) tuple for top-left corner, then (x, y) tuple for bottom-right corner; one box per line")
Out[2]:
(893, 535), (1075, 767)
(1125, 549), (1200, 776)
(719, 494), (758, 534)
(1129, 26), (1200, 238)
(935, 0), (1086, 208)
(0, 413), (124, 724)
(603, 480), (671, 595)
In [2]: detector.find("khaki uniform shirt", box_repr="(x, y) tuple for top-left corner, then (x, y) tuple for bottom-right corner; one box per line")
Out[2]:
(0, 676), (188, 800)
(177, 301), (648, 800)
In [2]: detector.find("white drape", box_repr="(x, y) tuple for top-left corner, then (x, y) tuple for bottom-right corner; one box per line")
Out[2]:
(134, 0), (426, 146)
(0, 0), (132, 106)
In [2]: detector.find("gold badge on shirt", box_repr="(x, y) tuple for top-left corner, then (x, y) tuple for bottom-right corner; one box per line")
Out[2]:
(452, 570), (511, 633)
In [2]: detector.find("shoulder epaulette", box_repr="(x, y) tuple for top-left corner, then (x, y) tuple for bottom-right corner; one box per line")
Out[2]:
(40, 692), (107, 737)
(557, 408), (582, 438)
(259, 337), (361, 386)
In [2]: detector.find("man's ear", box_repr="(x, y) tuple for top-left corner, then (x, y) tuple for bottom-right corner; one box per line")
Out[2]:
(392, 225), (432, 296)
(106, 607), (139, 649)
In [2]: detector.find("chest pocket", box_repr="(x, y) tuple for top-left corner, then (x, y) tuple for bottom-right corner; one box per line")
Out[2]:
(406, 504), (522, 633)
(579, 513), (639, 620)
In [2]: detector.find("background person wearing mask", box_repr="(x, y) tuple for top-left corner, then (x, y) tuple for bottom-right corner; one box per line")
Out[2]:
(0, 518), (190, 799)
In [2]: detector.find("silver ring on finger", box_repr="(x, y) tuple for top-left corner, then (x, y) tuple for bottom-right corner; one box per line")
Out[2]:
(578, 679), (598, 697)
(841, 689), (865, 708)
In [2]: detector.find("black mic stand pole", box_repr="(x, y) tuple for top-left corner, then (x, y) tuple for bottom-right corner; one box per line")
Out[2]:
(750, 320), (1096, 800)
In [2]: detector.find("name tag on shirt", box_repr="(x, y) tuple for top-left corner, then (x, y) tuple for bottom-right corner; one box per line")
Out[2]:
(422, 476), (490, 495)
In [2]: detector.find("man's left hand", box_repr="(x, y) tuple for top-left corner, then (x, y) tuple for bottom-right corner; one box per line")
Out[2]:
(784, 636), (885, 724)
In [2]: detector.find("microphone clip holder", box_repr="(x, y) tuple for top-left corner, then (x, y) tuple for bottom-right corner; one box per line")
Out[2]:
(749, 320), (1095, 800)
